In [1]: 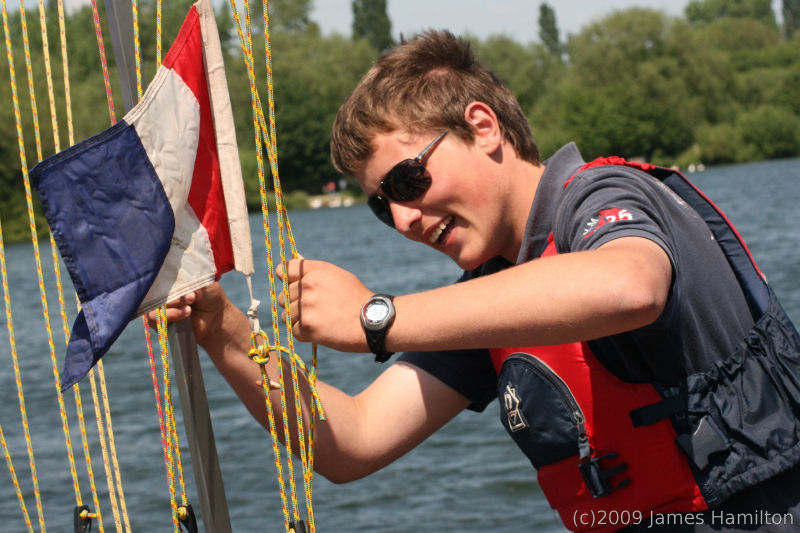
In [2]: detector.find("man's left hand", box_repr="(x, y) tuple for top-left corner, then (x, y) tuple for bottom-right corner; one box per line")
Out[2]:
(276, 258), (374, 352)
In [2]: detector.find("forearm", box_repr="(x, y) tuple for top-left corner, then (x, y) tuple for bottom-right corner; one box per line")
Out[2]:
(387, 238), (671, 352)
(198, 300), (445, 482)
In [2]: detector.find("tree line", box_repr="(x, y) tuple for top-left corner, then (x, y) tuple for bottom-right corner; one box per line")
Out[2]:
(1, 0), (798, 242)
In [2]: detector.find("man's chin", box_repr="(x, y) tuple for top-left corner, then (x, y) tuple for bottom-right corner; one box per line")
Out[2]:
(450, 251), (489, 272)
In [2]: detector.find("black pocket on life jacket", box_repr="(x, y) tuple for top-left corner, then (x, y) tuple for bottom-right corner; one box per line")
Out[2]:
(497, 352), (590, 468)
(689, 291), (800, 503)
(630, 290), (800, 506)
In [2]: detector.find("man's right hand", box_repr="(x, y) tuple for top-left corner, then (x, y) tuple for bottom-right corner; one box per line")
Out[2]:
(145, 282), (231, 348)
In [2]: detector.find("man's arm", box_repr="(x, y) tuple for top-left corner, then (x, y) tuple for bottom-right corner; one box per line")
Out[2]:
(277, 236), (672, 354)
(160, 284), (470, 483)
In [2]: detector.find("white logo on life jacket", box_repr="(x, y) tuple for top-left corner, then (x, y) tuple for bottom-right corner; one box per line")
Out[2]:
(504, 384), (528, 432)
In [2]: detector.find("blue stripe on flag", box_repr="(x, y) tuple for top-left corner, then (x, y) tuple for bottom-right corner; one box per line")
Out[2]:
(31, 120), (175, 389)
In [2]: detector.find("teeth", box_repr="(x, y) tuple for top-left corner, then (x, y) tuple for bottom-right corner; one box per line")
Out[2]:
(429, 215), (454, 244)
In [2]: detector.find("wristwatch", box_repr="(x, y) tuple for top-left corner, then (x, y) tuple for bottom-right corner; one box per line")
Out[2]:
(360, 294), (396, 363)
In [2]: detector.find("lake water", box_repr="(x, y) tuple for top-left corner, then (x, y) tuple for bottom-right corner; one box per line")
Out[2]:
(0, 157), (798, 532)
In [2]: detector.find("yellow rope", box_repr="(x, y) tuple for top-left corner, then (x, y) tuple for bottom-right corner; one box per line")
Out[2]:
(150, 4), (189, 524)
(0, 425), (32, 532)
(248, 334), (291, 525)
(31, 2), (107, 519)
(227, 1), (323, 530)
(156, 312), (179, 531)
(96, 360), (131, 532)
(72, 378), (105, 532)
(49, 0), (112, 523)
(56, 0), (74, 146)
(156, 308), (183, 532)
(229, 1), (296, 528)
(260, 3), (319, 529)
(29, 4), (130, 530)
(90, 0), (117, 124)
(2, 2), (320, 530)
(258, 11), (317, 530)
(143, 318), (181, 528)
(10, 3), (135, 530)
(0, 220), (35, 533)
(34, 1), (60, 153)
(132, 0), (143, 100)
(131, 8), (191, 528)
(156, 0), (162, 67)
(87, 371), (112, 533)
(17, 1), (43, 162)
(13, 2), (102, 527)
(1, 3), (53, 530)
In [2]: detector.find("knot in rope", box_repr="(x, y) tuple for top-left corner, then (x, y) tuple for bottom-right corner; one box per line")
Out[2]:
(248, 330), (271, 365)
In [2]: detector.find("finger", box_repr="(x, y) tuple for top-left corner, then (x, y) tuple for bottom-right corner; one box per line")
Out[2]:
(282, 301), (301, 327)
(145, 311), (158, 329)
(255, 379), (282, 390)
(281, 258), (306, 283)
(292, 319), (308, 342)
(277, 281), (298, 307)
(164, 292), (195, 309)
(145, 305), (191, 329)
(275, 259), (301, 281)
(164, 305), (192, 324)
(287, 280), (301, 303)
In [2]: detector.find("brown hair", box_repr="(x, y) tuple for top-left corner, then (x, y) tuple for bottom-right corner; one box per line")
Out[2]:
(330, 30), (539, 176)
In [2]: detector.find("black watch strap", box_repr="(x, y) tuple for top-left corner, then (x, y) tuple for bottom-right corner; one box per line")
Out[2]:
(365, 329), (394, 363)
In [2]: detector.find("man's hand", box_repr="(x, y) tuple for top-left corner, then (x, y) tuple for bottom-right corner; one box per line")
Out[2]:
(276, 258), (373, 352)
(145, 282), (230, 347)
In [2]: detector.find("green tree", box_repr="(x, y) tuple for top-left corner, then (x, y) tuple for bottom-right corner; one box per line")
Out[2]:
(568, 8), (674, 85)
(737, 105), (800, 160)
(784, 0), (800, 38)
(551, 10), (696, 160)
(267, 0), (315, 33)
(695, 122), (742, 163)
(538, 3), (561, 58)
(474, 36), (561, 117)
(685, 0), (776, 26)
(260, 32), (375, 192)
(775, 69), (800, 115)
(238, 0), (317, 36)
(352, 0), (394, 52)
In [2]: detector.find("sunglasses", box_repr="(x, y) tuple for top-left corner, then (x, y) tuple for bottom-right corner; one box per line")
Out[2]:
(367, 130), (448, 228)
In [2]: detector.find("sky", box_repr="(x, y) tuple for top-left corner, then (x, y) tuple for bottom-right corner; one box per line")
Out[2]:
(50, 0), (782, 43)
(309, 0), (694, 43)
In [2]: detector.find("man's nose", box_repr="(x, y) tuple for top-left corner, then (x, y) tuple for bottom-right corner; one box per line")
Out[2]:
(389, 201), (422, 236)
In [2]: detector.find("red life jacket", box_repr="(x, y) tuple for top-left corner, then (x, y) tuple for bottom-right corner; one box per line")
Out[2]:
(490, 156), (800, 531)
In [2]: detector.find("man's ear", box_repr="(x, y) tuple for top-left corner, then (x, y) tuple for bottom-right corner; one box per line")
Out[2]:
(464, 101), (502, 155)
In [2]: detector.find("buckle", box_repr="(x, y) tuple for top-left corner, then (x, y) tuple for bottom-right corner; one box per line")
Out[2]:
(578, 452), (630, 498)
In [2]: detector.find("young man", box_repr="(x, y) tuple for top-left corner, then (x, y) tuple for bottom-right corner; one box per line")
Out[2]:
(167, 31), (800, 531)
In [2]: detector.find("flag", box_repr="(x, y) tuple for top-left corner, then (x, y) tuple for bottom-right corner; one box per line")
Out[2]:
(31, 0), (253, 390)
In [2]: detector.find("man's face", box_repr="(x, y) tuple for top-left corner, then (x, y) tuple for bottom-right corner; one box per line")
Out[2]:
(356, 130), (515, 271)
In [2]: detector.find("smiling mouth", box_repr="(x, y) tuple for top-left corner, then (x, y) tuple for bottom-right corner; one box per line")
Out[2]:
(428, 215), (454, 245)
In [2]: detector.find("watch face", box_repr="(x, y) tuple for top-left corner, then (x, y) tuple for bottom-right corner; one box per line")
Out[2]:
(365, 301), (390, 324)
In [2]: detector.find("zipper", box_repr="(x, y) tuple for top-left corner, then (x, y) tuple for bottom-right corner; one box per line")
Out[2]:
(507, 352), (591, 460)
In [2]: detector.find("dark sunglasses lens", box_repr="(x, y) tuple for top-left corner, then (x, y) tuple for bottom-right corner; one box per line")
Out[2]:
(367, 195), (395, 228)
(384, 160), (432, 202)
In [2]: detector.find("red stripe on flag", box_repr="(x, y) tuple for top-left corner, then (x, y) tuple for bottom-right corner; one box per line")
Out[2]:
(163, 7), (235, 279)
